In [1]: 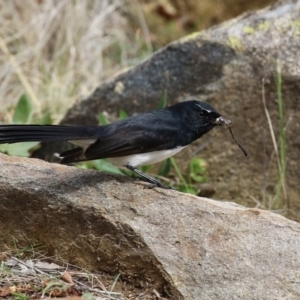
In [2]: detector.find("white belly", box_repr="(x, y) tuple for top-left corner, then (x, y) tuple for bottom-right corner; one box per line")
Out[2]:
(69, 139), (96, 147)
(108, 146), (185, 167)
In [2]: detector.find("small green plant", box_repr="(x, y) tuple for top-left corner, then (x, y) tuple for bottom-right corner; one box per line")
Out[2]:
(10, 292), (31, 300)
(0, 261), (12, 276)
(12, 240), (44, 260)
(158, 157), (171, 176)
(78, 159), (124, 175)
(0, 93), (51, 157)
(189, 157), (207, 184)
(13, 94), (33, 124)
(82, 293), (97, 300)
(170, 157), (207, 194)
(157, 90), (168, 109)
(118, 109), (128, 119)
(98, 112), (109, 125)
(110, 273), (121, 292)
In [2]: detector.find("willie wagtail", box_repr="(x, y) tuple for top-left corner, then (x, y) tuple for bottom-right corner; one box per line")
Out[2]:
(0, 100), (248, 189)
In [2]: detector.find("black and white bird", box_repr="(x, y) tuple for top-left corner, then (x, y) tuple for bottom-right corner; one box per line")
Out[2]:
(0, 100), (247, 189)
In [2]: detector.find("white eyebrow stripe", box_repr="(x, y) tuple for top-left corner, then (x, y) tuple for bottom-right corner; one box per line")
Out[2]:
(196, 104), (212, 113)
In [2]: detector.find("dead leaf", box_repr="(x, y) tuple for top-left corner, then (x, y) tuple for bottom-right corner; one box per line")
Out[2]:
(34, 261), (62, 270)
(9, 285), (17, 293)
(67, 286), (81, 296)
(0, 252), (8, 261)
(61, 270), (75, 285)
(51, 288), (67, 297)
(0, 286), (10, 297)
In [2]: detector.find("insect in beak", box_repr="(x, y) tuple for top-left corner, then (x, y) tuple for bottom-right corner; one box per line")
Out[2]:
(215, 116), (249, 158)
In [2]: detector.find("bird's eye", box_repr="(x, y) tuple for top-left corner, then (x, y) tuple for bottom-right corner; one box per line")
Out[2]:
(198, 111), (205, 117)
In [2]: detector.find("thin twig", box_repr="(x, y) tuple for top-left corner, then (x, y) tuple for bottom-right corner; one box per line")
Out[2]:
(10, 256), (48, 275)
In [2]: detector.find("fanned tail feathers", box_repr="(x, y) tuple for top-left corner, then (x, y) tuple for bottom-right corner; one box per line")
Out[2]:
(0, 124), (99, 164)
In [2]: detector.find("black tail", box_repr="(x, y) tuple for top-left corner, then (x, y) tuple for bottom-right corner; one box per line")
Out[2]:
(0, 125), (98, 144)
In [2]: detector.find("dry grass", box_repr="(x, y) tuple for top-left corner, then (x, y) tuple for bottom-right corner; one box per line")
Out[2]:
(0, 250), (163, 300)
(0, 0), (275, 123)
(0, 0), (150, 123)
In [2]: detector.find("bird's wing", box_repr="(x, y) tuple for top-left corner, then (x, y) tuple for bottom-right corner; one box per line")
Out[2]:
(59, 118), (180, 164)
(84, 123), (178, 159)
(59, 109), (183, 164)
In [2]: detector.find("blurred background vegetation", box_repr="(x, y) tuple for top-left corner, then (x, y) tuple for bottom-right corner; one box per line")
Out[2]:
(0, 0), (276, 122)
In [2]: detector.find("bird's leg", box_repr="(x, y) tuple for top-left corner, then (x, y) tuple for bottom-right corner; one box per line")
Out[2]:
(126, 165), (176, 190)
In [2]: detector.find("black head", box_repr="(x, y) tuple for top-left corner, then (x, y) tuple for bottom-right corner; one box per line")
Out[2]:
(180, 100), (227, 137)
(176, 100), (248, 157)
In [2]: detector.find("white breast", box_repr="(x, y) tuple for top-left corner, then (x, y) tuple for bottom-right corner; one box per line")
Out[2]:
(108, 146), (185, 167)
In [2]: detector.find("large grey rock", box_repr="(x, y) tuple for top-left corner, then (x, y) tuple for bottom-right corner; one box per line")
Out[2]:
(32, 0), (300, 218)
(1, 153), (300, 299)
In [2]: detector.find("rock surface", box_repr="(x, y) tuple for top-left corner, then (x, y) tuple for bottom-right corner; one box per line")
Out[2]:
(1, 153), (300, 300)
(32, 0), (300, 217)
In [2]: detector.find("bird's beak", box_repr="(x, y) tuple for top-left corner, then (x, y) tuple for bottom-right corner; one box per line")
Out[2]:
(214, 116), (232, 128)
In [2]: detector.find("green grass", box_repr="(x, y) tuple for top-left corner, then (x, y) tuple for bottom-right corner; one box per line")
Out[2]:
(261, 61), (288, 209)
(275, 61), (288, 208)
